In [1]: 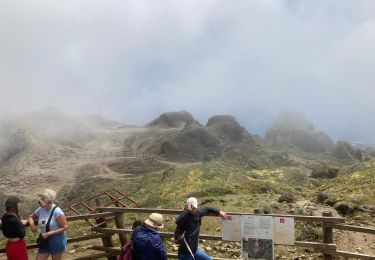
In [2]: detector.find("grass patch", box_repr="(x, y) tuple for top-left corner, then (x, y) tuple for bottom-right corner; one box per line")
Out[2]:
(108, 158), (169, 174)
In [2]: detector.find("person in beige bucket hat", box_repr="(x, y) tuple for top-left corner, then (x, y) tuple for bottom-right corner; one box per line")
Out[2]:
(132, 213), (167, 259)
(144, 213), (165, 229)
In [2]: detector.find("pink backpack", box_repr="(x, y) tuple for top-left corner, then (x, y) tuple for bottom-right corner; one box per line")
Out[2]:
(119, 240), (133, 260)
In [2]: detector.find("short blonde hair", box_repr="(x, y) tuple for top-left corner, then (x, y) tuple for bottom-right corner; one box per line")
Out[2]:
(38, 189), (56, 202)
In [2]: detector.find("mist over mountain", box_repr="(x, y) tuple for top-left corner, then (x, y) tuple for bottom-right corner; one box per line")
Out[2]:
(1, 1), (375, 144)
(0, 108), (371, 167)
(265, 112), (334, 153)
(0, 130), (29, 166)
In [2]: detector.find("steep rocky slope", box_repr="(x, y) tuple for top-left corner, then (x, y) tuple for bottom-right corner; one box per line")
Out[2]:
(142, 113), (271, 164)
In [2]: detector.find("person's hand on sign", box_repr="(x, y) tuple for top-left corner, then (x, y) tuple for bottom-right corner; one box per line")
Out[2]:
(219, 211), (229, 220)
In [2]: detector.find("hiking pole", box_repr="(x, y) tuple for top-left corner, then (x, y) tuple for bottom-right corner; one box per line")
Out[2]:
(180, 233), (195, 260)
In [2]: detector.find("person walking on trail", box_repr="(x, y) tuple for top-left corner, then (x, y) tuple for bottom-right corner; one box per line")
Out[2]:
(1, 196), (29, 260)
(28, 189), (68, 260)
(132, 213), (167, 260)
(176, 197), (229, 260)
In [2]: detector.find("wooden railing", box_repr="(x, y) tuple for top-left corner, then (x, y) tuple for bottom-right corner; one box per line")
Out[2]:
(1, 208), (375, 259)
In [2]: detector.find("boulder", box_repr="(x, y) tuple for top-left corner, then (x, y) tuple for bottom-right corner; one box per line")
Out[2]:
(278, 193), (295, 203)
(334, 202), (356, 215)
(325, 197), (339, 207)
(316, 192), (329, 204)
(262, 206), (272, 214)
(310, 164), (339, 179)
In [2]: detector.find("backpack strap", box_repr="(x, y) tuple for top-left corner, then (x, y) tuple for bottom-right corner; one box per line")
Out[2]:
(45, 206), (58, 233)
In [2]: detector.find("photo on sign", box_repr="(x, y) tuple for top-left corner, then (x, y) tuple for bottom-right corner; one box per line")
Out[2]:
(242, 238), (273, 260)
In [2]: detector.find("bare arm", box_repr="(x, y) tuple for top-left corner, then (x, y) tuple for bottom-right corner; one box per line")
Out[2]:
(28, 212), (38, 233)
(219, 210), (229, 220)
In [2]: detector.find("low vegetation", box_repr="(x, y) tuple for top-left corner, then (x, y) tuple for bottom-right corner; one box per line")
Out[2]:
(108, 158), (169, 175)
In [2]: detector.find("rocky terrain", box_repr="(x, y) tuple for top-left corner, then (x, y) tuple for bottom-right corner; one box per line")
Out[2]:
(0, 108), (375, 259)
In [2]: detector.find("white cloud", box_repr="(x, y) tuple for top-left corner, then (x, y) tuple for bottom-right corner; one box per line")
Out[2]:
(0, 0), (375, 142)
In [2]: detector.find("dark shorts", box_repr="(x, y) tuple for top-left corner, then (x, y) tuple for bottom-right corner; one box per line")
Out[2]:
(38, 233), (67, 255)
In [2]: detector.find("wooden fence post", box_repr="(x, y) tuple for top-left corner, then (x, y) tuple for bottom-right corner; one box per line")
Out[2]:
(322, 211), (334, 260)
(114, 213), (127, 246)
(95, 199), (116, 260)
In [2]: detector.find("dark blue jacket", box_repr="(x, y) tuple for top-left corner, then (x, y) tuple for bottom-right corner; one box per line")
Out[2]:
(133, 225), (167, 260)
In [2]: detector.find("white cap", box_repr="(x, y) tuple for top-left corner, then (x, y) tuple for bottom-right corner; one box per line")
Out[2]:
(187, 197), (198, 208)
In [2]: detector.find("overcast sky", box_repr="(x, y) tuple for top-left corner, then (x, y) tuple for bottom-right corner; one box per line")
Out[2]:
(0, 0), (375, 143)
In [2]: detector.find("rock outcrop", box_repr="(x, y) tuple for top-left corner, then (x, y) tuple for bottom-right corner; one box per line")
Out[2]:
(147, 111), (201, 128)
(310, 163), (339, 179)
(278, 193), (295, 203)
(331, 141), (363, 162)
(158, 126), (221, 162)
(143, 112), (271, 164)
(206, 115), (251, 144)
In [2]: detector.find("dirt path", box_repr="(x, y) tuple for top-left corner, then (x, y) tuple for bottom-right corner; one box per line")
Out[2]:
(154, 158), (202, 168)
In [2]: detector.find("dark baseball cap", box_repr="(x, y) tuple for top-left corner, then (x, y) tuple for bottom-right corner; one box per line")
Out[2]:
(5, 196), (21, 207)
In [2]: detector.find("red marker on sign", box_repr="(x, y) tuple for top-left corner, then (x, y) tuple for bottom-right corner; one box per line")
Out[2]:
(280, 218), (285, 224)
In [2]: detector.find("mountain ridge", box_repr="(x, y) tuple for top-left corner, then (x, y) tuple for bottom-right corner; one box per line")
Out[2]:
(0, 108), (373, 210)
